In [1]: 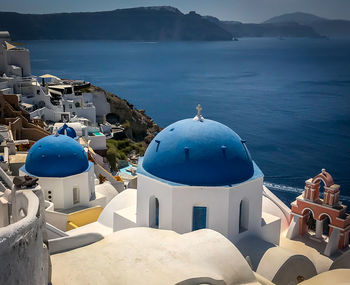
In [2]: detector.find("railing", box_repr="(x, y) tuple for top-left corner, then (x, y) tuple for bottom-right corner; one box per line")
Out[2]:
(0, 165), (13, 189)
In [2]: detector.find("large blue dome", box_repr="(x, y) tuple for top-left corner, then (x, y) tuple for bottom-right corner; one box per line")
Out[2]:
(23, 134), (89, 177)
(142, 118), (255, 186)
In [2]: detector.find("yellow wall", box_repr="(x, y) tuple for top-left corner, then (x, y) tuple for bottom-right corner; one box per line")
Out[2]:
(66, 206), (103, 231)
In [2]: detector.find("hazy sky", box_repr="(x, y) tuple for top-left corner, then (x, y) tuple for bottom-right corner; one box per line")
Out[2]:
(1, 0), (350, 22)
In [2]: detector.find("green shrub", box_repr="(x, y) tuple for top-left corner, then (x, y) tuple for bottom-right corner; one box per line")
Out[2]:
(106, 138), (146, 170)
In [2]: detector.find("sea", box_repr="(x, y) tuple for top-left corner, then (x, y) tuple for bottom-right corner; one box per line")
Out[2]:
(22, 38), (350, 208)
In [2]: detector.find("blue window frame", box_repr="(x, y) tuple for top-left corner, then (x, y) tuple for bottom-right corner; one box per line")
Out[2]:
(192, 206), (207, 231)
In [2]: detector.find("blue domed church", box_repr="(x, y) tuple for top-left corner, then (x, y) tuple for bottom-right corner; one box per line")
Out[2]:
(114, 107), (281, 245)
(20, 134), (96, 209)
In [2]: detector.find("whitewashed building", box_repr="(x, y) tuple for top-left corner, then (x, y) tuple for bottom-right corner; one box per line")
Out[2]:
(109, 108), (282, 245)
(19, 134), (115, 211)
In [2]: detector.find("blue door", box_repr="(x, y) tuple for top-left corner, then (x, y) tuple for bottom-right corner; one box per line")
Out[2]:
(192, 206), (207, 231)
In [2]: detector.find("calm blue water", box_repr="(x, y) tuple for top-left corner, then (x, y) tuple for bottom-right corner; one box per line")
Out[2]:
(23, 38), (350, 207)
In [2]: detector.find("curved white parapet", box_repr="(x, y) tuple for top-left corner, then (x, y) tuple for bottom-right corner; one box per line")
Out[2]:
(0, 188), (50, 285)
(262, 185), (291, 231)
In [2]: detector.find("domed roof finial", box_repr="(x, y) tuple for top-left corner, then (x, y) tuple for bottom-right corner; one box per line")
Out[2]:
(193, 104), (204, 122)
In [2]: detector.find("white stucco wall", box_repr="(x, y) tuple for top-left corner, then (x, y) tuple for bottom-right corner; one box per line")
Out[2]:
(20, 166), (95, 210)
(90, 91), (110, 123)
(88, 134), (106, 150)
(7, 49), (31, 77)
(172, 186), (230, 236)
(136, 174), (276, 244)
(228, 177), (264, 243)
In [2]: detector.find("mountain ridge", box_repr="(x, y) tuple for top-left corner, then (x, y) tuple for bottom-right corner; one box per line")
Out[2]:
(0, 7), (232, 41)
(263, 12), (350, 37)
(0, 7), (348, 40)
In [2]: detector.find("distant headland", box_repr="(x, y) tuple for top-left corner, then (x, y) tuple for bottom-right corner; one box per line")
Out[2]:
(0, 7), (349, 41)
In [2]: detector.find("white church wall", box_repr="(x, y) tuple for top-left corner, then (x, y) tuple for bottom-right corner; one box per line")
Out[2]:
(20, 168), (65, 210)
(20, 167), (95, 210)
(136, 174), (173, 230)
(61, 172), (90, 208)
(136, 173), (270, 243)
(228, 177), (264, 243)
(171, 186), (230, 236)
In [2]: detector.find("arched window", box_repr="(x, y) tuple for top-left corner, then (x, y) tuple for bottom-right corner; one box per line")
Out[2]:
(73, 186), (80, 204)
(239, 199), (249, 233)
(149, 196), (159, 228)
(319, 213), (331, 236)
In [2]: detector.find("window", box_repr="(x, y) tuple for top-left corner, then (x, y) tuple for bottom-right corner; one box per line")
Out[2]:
(73, 186), (80, 204)
(239, 199), (249, 233)
(149, 196), (159, 228)
(192, 206), (207, 231)
(47, 190), (53, 202)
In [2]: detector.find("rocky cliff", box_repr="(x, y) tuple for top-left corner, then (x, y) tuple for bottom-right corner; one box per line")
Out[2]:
(86, 85), (161, 143)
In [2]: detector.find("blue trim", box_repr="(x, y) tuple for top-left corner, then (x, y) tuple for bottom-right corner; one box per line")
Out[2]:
(137, 157), (263, 187)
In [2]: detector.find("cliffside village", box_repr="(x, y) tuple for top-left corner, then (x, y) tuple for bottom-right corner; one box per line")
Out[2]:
(0, 31), (349, 285)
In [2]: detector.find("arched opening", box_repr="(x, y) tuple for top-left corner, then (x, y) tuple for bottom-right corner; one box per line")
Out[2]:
(305, 209), (316, 233)
(73, 186), (80, 204)
(239, 199), (249, 233)
(192, 206), (207, 231)
(313, 177), (327, 200)
(149, 196), (159, 228)
(319, 214), (331, 236)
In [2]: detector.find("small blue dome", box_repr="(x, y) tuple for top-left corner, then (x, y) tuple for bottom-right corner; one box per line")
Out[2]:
(24, 135), (89, 177)
(57, 123), (77, 138)
(142, 118), (254, 186)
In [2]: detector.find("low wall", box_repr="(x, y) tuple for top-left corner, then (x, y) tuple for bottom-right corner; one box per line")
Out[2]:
(49, 232), (103, 254)
(66, 206), (103, 230)
(46, 206), (103, 231)
(45, 210), (68, 232)
(0, 189), (50, 285)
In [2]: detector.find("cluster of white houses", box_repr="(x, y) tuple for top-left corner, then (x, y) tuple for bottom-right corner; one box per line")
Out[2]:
(0, 31), (349, 284)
